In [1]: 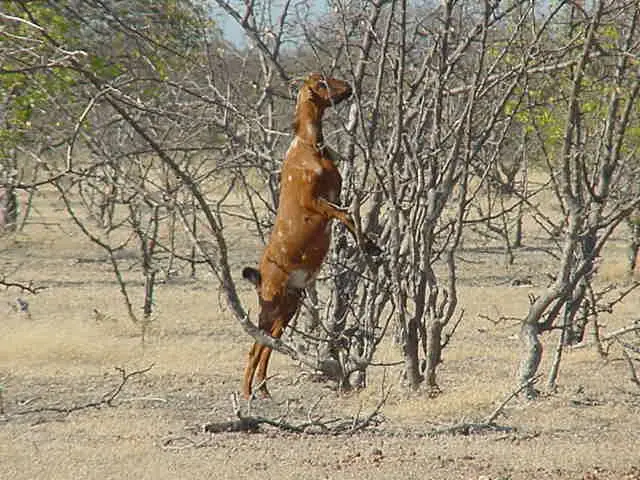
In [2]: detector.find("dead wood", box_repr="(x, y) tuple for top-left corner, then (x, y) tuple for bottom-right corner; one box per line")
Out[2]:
(5, 364), (154, 419)
(422, 375), (541, 437)
(204, 387), (389, 436)
(203, 376), (535, 438)
(0, 277), (45, 294)
(571, 320), (640, 351)
(618, 339), (640, 389)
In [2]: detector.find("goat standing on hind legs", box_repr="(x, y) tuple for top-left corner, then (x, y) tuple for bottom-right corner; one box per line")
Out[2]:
(241, 73), (381, 400)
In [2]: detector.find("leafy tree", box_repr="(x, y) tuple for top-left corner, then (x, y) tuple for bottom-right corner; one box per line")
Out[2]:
(515, 1), (640, 396)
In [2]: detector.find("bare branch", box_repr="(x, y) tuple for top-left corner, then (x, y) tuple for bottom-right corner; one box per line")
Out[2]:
(8, 365), (154, 418)
(0, 277), (45, 294)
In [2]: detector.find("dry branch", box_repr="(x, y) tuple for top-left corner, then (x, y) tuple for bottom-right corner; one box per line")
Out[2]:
(619, 343), (640, 389)
(203, 387), (389, 436)
(0, 277), (45, 294)
(7, 364), (153, 418)
(423, 375), (541, 437)
(203, 375), (536, 438)
(571, 320), (640, 351)
(484, 375), (541, 424)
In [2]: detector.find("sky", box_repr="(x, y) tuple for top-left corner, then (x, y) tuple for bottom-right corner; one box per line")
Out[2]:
(213, 0), (567, 48)
(211, 0), (330, 48)
(214, 9), (246, 47)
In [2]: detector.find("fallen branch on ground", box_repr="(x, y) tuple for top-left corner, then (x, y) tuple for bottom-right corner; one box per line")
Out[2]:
(203, 384), (390, 436)
(422, 375), (542, 437)
(0, 277), (45, 294)
(8, 364), (154, 418)
(202, 374), (538, 438)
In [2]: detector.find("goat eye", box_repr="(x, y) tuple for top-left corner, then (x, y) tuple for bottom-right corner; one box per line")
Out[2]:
(318, 81), (328, 90)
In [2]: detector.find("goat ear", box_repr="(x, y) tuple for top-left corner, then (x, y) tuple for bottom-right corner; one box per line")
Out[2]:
(242, 267), (261, 287)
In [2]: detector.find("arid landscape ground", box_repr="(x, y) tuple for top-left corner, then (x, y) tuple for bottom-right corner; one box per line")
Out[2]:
(1, 188), (639, 480)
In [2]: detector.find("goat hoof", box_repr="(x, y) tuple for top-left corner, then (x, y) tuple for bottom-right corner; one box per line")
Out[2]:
(242, 389), (271, 401)
(256, 387), (272, 399)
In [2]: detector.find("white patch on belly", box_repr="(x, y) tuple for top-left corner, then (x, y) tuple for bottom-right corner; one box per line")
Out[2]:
(288, 269), (314, 289)
(306, 123), (317, 140)
(285, 137), (299, 158)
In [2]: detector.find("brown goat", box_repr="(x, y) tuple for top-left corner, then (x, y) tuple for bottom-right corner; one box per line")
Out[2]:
(241, 73), (380, 399)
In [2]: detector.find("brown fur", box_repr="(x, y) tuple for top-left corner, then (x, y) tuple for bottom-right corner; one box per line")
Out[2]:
(241, 73), (380, 399)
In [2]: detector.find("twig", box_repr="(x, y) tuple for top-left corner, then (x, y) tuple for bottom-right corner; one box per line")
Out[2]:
(204, 383), (390, 436)
(9, 364), (154, 417)
(484, 374), (541, 424)
(618, 339), (640, 389)
(118, 396), (167, 404)
(571, 320), (640, 350)
(161, 435), (212, 450)
(347, 386), (390, 435)
(0, 12), (45, 30)
(423, 375), (541, 437)
(426, 421), (516, 436)
(306, 394), (326, 424)
(0, 278), (45, 294)
(478, 312), (521, 325)
(442, 309), (465, 349)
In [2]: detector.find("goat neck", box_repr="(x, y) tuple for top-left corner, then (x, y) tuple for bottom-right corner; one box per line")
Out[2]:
(293, 98), (325, 151)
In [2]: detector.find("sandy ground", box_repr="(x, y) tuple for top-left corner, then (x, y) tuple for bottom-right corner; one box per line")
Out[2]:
(1, 189), (639, 480)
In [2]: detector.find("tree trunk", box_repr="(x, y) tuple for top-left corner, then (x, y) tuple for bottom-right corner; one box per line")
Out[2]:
(0, 187), (17, 234)
(403, 316), (422, 389)
(513, 209), (523, 249)
(563, 281), (587, 345)
(518, 319), (542, 399)
(547, 313), (568, 392)
(424, 318), (443, 392)
(143, 270), (156, 319)
(629, 216), (640, 275)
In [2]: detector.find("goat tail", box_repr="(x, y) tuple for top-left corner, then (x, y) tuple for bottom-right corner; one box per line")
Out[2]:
(242, 267), (261, 287)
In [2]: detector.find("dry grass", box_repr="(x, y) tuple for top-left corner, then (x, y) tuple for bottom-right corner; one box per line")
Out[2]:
(1, 188), (640, 480)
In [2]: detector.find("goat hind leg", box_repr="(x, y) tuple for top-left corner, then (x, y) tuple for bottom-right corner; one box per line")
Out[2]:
(242, 342), (265, 399)
(254, 321), (286, 398)
(255, 293), (301, 398)
(244, 294), (280, 399)
(254, 346), (274, 398)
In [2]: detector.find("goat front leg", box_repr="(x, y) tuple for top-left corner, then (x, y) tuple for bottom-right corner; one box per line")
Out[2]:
(312, 197), (382, 256)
